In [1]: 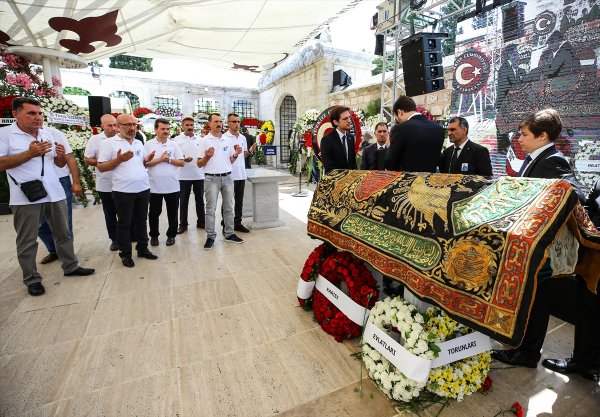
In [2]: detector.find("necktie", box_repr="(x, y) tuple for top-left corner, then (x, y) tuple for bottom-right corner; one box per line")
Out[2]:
(341, 135), (348, 163)
(376, 146), (386, 170)
(518, 155), (532, 176)
(449, 146), (460, 172)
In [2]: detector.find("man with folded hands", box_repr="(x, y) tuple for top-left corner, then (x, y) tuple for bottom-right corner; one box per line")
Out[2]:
(98, 113), (158, 268)
(0, 97), (95, 296)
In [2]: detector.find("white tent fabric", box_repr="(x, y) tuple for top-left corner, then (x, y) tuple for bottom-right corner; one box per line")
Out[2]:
(1, 0), (366, 72)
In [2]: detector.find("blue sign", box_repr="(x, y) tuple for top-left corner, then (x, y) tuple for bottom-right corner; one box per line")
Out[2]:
(263, 146), (277, 156)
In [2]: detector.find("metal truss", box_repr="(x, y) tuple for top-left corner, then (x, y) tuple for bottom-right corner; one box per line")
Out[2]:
(379, 0), (476, 121)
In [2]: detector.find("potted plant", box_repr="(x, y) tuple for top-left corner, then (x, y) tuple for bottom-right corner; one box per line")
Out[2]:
(0, 170), (11, 215)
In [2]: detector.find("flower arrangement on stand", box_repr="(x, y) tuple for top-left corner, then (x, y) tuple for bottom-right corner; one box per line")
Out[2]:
(133, 107), (153, 118)
(362, 296), (438, 402)
(424, 306), (491, 401)
(260, 120), (275, 145)
(290, 108), (323, 177)
(0, 50), (58, 98)
(313, 251), (378, 342)
(155, 106), (182, 119)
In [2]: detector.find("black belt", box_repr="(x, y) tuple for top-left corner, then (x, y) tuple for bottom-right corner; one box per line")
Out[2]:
(205, 172), (231, 177)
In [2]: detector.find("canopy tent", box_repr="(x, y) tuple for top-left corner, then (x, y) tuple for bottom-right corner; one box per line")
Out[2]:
(1, 0), (367, 73)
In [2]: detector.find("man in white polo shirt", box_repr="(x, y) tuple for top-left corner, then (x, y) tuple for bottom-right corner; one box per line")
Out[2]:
(0, 97), (94, 296)
(197, 113), (243, 250)
(83, 114), (119, 251)
(37, 128), (84, 264)
(145, 118), (184, 246)
(98, 113), (158, 268)
(222, 113), (255, 233)
(174, 116), (205, 234)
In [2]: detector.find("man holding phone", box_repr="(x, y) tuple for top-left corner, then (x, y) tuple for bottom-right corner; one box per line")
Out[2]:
(0, 97), (95, 296)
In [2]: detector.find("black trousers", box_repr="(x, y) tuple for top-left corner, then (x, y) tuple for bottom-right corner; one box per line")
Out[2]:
(98, 191), (118, 242)
(179, 180), (204, 227)
(112, 190), (150, 257)
(519, 275), (600, 366)
(149, 191), (180, 238)
(233, 179), (245, 226)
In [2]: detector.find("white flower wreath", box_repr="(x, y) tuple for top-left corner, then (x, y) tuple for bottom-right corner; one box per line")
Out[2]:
(362, 296), (437, 402)
(424, 306), (491, 401)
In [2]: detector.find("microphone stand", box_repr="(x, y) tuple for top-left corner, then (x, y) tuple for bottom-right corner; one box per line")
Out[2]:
(292, 139), (308, 197)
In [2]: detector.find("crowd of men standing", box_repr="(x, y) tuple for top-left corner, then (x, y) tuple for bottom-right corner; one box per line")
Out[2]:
(0, 97), (255, 296)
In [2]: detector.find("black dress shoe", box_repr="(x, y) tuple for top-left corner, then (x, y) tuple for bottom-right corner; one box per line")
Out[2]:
(177, 226), (187, 234)
(110, 241), (118, 251)
(234, 224), (250, 233)
(542, 358), (600, 382)
(122, 257), (135, 268)
(27, 282), (45, 296)
(40, 252), (58, 264)
(137, 250), (158, 260)
(491, 349), (538, 368)
(64, 266), (95, 276)
(166, 237), (175, 246)
(150, 237), (159, 246)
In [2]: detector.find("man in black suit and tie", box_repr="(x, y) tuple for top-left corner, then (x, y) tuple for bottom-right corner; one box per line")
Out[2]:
(384, 96), (444, 173)
(320, 106), (357, 174)
(360, 122), (389, 170)
(492, 109), (599, 382)
(438, 117), (493, 176)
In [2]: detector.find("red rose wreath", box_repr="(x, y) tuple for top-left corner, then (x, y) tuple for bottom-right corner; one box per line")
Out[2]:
(298, 243), (334, 310)
(313, 251), (379, 342)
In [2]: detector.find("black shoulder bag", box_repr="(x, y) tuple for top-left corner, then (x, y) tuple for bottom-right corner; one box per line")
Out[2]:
(8, 152), (48, 202)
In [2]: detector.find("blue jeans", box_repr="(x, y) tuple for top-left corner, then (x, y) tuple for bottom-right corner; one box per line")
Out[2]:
(204, 174), (234, 240)
(39, 176), (73, 254)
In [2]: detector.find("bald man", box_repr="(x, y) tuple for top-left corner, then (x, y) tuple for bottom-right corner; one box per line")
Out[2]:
(84, 114), (120, 251)
(98, 114), (158, 268)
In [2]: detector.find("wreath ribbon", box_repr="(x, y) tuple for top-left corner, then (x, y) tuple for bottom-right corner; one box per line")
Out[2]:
(296, 274), (371, 326)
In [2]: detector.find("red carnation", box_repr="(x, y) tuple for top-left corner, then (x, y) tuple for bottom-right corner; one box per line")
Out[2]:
(481, 376), (492, 394)
(511, 402), (524, 417)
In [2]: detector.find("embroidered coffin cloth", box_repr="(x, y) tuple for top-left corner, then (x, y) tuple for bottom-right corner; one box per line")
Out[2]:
(307, 170), (600, 346)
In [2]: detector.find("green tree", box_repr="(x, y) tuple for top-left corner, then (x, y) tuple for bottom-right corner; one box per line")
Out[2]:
(109, 55), (153, 72)
(371, 55), (397, 76)
(438, 0), (474, 56)
(63, 86), (91, 96)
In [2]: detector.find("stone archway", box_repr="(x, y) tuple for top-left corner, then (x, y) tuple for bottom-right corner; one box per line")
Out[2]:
(278, 95), (296, 164)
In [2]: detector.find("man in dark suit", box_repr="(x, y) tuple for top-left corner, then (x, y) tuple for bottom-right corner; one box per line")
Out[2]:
(492, 109), (599, 382)
(496, 44), (521, 108)
(360, 122), (389, 170)
(438, 117), (493, 176)
(384, 96), (444, 173)
(542, 31), (580, 79)
(320, 106), (357, 174)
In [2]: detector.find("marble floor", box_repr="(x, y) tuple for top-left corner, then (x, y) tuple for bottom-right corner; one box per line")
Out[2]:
(0, 176), (599, 417)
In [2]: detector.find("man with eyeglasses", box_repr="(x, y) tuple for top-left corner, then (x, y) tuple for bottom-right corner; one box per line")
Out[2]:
(98, 114), (158, 267)
(360, 122), (389, 170)
(222, 113), (255, 233)
(83, 114), (120, 251)
(0, 97), (95, 296)
(197, 113), (244, 250)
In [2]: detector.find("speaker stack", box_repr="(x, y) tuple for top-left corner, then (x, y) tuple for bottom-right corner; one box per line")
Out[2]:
(401, 33), (448, 97)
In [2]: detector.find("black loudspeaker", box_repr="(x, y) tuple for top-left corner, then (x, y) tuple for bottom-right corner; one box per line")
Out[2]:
(401, 34), (446, 97)
(333, 69), (352, 87)
(88, 96), (111, 126)
(374, 34), (384, 56)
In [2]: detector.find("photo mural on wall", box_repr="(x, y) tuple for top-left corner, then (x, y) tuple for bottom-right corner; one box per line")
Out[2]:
(449, 0), (600, 189)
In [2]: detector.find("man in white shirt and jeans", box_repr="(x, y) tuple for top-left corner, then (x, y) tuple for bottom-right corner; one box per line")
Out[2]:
(98, 114), (158, 268)
(83, 114), (119, 251)
(222, 113), (255, 233)
(144, 118), (184, 246)
(197, 113), (243, 250)
(0, 97), (94, 296)
(174, 116), (205, 234)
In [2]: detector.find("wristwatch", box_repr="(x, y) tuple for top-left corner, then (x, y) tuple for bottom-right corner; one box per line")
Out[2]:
(167, 157), (171, 164)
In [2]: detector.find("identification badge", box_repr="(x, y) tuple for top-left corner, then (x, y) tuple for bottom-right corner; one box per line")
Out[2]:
(135, 149), (141, 157)
(461, 163), (469, 172)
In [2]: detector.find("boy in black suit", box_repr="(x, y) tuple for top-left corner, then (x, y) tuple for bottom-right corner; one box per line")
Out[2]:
(320, 106), (357, 174)
(492, 109), (599, 382)
(384, 96), (444, 173)
(438, 116), (492, 176)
